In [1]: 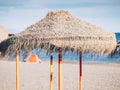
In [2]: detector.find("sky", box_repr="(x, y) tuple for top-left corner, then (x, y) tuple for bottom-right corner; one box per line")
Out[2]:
(0, 0), (120, 34)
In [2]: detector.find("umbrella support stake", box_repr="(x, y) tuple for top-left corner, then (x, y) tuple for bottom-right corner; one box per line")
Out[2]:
(50, 55), (53, 90)
(16, 50), (19, 90)
(79, 51), (82, 90)
(58, 49), (62, 90)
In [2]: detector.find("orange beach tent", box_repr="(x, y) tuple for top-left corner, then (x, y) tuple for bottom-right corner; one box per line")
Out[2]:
(26, 54), (41, 63)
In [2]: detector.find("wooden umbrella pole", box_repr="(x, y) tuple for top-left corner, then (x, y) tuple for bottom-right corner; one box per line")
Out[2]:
(16, 50), (19, 90)
(79, 51), (82, 90)
(58, 49), (62, 90)
(50, 55), (53, 90)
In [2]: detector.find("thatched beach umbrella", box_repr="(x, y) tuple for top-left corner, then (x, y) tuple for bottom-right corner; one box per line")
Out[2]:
(0, 25), (10, 42)
(113, 41), (120, 56)
(117, 41), (120, 51)
(0, 10), (117, 90)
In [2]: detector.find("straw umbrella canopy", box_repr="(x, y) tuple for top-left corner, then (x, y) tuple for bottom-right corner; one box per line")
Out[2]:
(116, 41), (120, 51)
(0, 10), (117, 90)
(0, 25), (10, 43)
(0, 10), (117, 55)
(113, 41), (120, 55)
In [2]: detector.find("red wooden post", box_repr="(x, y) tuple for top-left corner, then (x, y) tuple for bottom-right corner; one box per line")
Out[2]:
(79, 51), (82, 90)
(58, 49), (62, 90)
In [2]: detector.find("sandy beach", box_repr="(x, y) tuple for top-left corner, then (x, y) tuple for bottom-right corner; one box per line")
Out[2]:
(0, 60), (120, 90)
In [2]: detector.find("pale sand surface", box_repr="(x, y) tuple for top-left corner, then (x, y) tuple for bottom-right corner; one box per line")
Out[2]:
(0, 60), (120, 90)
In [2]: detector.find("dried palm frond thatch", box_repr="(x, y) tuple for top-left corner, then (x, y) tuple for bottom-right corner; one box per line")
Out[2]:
(0, 10), (117, 56)
(0, 25), (10, 42)
(111, 41), (120, 57)
(116, 41), (120, 51)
